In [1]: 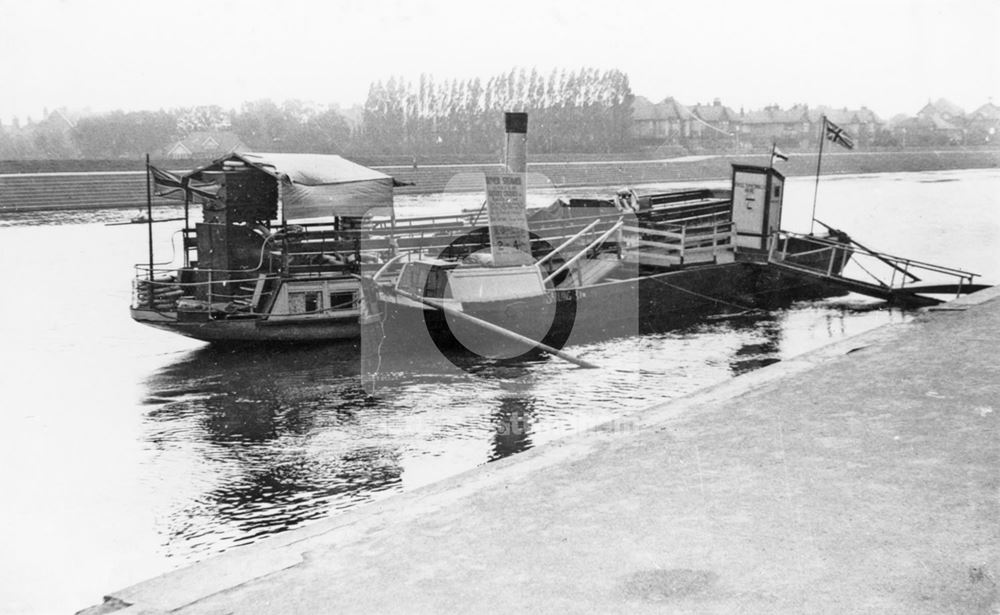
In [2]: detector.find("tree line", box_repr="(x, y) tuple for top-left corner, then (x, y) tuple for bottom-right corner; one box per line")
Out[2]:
(360, 67), (634, 155)
(0, 66), (634, 160)
(0, 100), (354, 160)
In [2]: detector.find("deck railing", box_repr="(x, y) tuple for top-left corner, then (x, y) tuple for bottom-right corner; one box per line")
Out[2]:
(619, 216), (736, 267)
(140, 206), (740, 312)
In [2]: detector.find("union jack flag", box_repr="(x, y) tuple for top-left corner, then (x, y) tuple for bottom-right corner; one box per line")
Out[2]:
(824, 118), (855, 150)
(149, 164), (218, 202)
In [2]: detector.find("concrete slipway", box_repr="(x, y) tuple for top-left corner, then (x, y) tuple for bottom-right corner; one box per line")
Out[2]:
(80, 287), (999, 614)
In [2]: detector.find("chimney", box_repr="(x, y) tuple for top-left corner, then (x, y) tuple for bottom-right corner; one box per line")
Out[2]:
(504, 112), (528, 174)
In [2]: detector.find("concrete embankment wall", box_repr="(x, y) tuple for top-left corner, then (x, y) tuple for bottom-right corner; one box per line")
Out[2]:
(1, 149), (998, 213)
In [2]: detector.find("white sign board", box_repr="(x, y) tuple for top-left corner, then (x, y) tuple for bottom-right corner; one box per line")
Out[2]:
(485, 173), (531, 265)
(731, 169), (768, 249)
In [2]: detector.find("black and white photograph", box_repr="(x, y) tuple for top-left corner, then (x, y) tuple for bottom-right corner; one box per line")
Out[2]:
(0, 0), (997, 613)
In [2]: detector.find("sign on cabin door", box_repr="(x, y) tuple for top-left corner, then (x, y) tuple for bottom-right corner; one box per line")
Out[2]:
(731, 165), (784, 250)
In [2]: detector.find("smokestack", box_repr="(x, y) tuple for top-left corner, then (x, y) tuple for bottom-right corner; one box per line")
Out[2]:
(504, 112), (528, 174)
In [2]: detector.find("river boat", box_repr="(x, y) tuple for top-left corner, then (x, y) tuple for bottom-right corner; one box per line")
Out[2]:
(131, 141), (981, 349)
(361, 163), (861, 361)
(361, 113), (984, 363)
(130, 151), (827, 345)
(130, 152), (408, 342)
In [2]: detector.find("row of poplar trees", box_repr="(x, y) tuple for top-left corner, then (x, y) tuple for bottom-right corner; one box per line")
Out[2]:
(360, 67), (635, 156)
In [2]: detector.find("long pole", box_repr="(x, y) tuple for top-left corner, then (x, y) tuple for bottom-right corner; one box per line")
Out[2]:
(810, 116), (826, 235)
(145, 154), (154, 307)
(395, 288), (599, 369)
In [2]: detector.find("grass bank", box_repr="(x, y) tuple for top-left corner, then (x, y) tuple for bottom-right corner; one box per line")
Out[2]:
(1, 149), (997, 211)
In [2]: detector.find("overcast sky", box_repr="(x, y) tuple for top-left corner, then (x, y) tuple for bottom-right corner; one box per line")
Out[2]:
(1, 0), (998, 124)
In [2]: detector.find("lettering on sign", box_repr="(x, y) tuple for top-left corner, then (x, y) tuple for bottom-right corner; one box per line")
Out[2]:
(734, 177), (765, 210)
(485, 173), (531, 265)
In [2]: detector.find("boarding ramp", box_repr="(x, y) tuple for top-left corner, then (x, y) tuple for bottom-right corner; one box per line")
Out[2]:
(767, 231), (985, 307)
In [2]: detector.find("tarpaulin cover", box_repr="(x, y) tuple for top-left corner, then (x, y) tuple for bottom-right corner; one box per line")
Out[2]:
(186, 152), (397, 219)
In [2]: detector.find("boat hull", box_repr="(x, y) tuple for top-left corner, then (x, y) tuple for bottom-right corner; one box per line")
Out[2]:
(130, 308), (360, 343)
(362, 256), (847, 360)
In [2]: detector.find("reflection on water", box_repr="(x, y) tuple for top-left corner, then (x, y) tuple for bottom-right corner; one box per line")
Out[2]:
(728, 314), (783, 375)
(489, 395), (536, 462)
(142, 343), (406, 557)
(135, 300), (909, 561)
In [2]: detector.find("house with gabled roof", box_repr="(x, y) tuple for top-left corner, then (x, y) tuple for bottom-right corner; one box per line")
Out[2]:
(892, 115), (962, 146)
(42, 107), (88, 132)
(917, 98), (965, 122)
(740, 105), (811, 147)
(689, 99), (740, 143)
(967, 101), (1000, 143)
(29, 107), (90, 157)
(162, 131), (246, 159)
(897, 99), (967, 145)
(631, 96), (694, 143)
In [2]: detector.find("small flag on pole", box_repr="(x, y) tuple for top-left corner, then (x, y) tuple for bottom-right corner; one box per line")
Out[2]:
(824, 118), (855, 150)
(770, 144), (789, 165)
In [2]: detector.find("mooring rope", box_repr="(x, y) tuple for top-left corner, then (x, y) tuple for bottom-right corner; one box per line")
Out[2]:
(645, 274), (761, 314)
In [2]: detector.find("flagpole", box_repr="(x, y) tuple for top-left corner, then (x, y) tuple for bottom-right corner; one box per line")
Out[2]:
(769, 141), (775, 170)
(145, 154), (154, 300)
(810, 116), (826, 235)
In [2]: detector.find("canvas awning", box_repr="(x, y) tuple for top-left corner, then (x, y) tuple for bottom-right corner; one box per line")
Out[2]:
(186, 152), (400, 219)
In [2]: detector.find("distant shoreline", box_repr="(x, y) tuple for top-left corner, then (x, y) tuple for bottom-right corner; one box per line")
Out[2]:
(1, 149), (997, 213)
(387, 149), (1000, 195)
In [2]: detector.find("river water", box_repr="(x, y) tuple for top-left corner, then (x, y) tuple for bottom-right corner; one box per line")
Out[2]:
(1, 169), (997, 614)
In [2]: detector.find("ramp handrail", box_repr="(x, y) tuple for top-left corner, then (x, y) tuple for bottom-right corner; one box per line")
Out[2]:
(542, 219), (624, 285)
(813, 219), (919, 283)
(769, 231), (979, 294)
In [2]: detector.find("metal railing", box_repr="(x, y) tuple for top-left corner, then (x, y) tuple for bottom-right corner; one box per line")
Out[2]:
(541, 218), (624, 285)
(768, 231), (979, 297)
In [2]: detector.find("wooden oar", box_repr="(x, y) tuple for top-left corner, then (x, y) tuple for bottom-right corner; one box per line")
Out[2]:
(393, 288), (598, 369)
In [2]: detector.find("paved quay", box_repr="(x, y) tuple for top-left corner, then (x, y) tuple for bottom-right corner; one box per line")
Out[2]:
(81, 287), (1000, 615)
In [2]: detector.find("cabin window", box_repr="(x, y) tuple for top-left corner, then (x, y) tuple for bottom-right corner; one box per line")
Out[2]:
(289, 291), (321, 314)
(328, 291), (358, 311)
(773, 185), (781, 198)
(425, 268), (451, 299)
(397, 265), (428, 296)
(396, 263), (454, 298)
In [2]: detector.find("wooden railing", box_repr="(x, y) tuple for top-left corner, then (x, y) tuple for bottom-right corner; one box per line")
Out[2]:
(619, 216), (736, 267)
